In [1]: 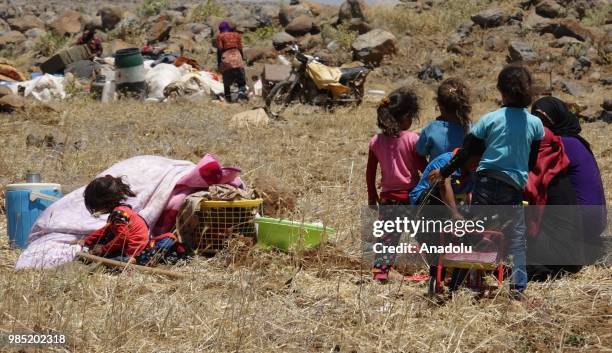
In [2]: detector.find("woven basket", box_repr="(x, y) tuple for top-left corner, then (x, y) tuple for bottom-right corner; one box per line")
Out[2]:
(194, 199), (263, 254)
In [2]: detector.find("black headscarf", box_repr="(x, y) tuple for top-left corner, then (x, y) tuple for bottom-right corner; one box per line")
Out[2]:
(531, 96), (592, 154)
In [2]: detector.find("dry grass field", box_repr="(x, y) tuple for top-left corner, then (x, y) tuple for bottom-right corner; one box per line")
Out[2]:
(0, 95), (610, 352)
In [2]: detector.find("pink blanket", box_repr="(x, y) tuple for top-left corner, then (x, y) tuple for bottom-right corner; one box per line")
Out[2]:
(15, 154), (241, 269)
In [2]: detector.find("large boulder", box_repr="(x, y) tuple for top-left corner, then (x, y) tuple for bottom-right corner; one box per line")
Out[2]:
(550, 18), (601, 42)
(508, 41), (538, 62)
(0, 30), (25, 48)
(471, 8), (508, 28)
(50, 10), (82, 35)
(272, 31), (296, 50)
(284, 15), (314, 37)
(279, 4), (312, 27)
(99, 6), (123, 31)
(351, 28), (397, 65)
(8, 15), (44, 32)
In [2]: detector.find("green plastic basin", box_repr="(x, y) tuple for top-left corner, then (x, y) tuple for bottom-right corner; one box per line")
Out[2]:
(255, 217), (334, 251)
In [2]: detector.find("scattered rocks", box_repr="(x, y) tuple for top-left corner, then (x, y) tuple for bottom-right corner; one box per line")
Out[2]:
(272, 31), (296, 50)
(508, 41), (538, 63)
(535, 0), (565, 18)
(351, 28), (397, 65)
(471, 8), (508, 28)
(99, 6), (123, 31)
(285, 15), (314, 37)
(51, 10), (82, 36)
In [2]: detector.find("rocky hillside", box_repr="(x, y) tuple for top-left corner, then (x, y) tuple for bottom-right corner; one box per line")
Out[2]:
(0, 0), (609, 119)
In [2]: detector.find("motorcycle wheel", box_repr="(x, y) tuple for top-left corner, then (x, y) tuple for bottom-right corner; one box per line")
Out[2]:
(265, 80), (293, 118)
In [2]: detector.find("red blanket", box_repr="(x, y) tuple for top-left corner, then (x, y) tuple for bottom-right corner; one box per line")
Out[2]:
(524, 127), (570, 237)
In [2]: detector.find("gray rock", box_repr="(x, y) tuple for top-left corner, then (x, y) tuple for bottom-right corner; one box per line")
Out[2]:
(571, 55), (591, 78)
(508, 41), (538, 62)
(417, 62), (443, 81)
(24, 27), (46, 40)
(535, 0), (565, 18)
(602, 110), (612, 123)
(471, 8), (508, 28)
(603, 99), (612, 112)
(351, 28), (397, 65)
(272, 31), (296, 50)
(485, 35), (506, 51)
(549, 35), (581, 47)
(562, 81), (587, 97)
(579, 107), (602, 122)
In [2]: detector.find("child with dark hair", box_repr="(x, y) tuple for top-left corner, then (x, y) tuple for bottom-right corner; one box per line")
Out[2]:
(416, 78), (472, 161)
(429, 65), (544, 297)
(366, 87), (427, 281)
(77, 175), (148, 262)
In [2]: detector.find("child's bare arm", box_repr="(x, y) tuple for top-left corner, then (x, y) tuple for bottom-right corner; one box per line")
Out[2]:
(366, 149), (379, 205)
(440, 178), (463, 219)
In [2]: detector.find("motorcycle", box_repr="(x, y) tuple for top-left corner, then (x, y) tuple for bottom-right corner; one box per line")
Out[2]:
(265, 44), (371, 118)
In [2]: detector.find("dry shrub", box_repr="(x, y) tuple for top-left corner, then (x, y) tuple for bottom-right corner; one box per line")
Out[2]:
(251, 171), (297, 218)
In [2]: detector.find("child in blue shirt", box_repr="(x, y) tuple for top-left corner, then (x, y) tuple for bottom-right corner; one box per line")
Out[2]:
(410, 151), (477, 218)
(429, 65), (544, 298)
(416, 79), (472, 160)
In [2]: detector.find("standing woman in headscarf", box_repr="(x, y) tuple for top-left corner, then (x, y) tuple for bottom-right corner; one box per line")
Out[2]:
(216, 21), (247, 102)
(531, 96), (607, 264)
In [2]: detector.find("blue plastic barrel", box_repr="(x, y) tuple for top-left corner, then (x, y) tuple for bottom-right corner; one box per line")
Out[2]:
(5, 183), (62, 248)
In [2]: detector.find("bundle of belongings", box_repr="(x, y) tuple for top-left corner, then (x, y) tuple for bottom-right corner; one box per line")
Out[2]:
(305, 61), (351, 98)
(175, 185), (258, 252)
(15, 154), (244, 269)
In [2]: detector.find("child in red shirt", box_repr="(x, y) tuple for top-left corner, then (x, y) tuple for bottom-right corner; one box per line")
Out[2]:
(77, 175), (148, 262)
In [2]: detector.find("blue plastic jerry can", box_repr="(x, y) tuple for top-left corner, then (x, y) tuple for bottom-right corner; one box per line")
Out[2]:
(5, 183), (62, 248)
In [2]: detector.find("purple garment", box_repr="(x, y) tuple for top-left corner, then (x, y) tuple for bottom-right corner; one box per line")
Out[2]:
(219, 21), (232, 33)
(561, 136), (607, 238)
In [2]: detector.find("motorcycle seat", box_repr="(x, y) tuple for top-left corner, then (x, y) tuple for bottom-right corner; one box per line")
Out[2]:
(339, 67), (368, 85)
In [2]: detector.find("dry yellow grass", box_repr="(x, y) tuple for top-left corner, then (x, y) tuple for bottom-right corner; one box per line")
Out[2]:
(0, 96), (610, 352)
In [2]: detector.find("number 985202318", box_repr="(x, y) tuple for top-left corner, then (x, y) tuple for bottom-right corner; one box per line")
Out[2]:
(1, 332), (67, 346)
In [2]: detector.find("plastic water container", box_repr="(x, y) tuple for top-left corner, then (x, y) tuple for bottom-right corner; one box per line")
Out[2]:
(5, 183), (62, 248)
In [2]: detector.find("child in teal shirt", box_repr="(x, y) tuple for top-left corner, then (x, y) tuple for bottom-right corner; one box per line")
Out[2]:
(429, 65), (544, 298)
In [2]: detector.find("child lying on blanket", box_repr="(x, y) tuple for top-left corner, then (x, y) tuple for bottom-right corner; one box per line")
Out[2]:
(74, 175), (189, 265)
